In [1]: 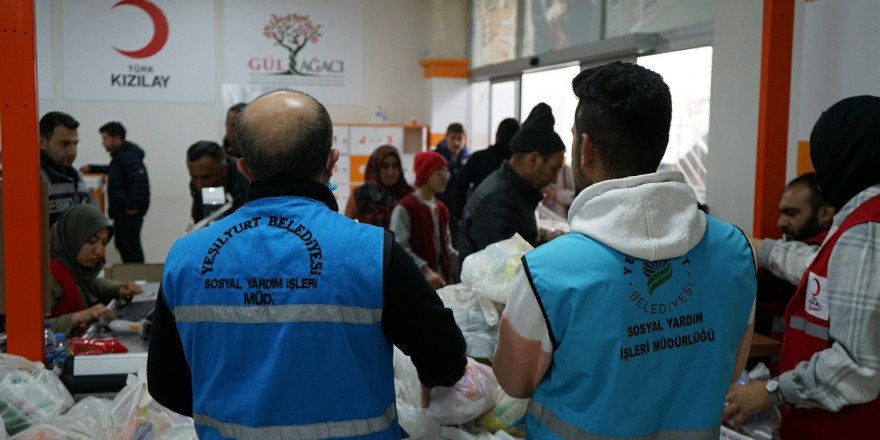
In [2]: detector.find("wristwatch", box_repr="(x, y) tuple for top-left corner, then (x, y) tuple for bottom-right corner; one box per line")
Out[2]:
(765, 378), (786, 406)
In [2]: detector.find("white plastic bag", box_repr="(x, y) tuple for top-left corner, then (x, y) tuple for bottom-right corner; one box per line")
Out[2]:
(436, 285), (502, 360)
(10, 397), (114, 440)
(0, 354), (74, 435)
(111, 361), (197, 440)
(460, 234), (533, 305)
(394, 349), (499, 426)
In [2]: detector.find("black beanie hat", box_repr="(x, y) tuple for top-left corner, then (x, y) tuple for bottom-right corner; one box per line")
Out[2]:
(509, 103), (566, 154)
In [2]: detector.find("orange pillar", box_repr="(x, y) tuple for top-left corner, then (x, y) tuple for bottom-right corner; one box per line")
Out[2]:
(753, 0), (795, 238)
(0, 0), (45, 361)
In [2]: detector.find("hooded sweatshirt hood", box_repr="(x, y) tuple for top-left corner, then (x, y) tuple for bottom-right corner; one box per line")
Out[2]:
(568, 170), (706, 261)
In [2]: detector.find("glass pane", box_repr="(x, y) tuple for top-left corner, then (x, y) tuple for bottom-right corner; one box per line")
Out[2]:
(606, 0), (715, 39)
(471, 0), (519, 68)
(468, 81), (492, 151)
(522, 0), (601, 57)
(638, 46), (713, 204)
(490, 80), (519, 136)
(520, 64), (581, 162)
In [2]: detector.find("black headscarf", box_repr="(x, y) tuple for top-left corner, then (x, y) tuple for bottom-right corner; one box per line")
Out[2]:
(810, 95), (880, 209)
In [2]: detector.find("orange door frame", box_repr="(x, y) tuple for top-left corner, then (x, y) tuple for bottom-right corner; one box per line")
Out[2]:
(0, 0), (45, 362)
(754, 0), (795, 238)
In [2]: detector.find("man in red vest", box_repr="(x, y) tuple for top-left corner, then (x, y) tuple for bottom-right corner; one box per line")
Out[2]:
(755, 172), (834, 343)
(724, 96), (880, 439)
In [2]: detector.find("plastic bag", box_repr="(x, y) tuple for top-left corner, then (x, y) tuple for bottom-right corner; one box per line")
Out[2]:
(440, 426), (520, 440)
(0, 354), (74, 435)
(460, 234), (533, 305)
(478, 390), (527, 437)
(723, 364), (780, 440)
(111, 361), (197, 440)
(394, 348), (499, 426)
(10, 397), (114, 440)
(436, 286), (502, 360)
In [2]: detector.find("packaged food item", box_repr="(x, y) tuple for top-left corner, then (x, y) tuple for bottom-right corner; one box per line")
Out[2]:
(66, 338), (129, 356)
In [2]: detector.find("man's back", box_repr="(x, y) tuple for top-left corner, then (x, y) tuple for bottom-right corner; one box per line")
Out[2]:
(162, 195), (399, 439)
(497, 171), (755, 439)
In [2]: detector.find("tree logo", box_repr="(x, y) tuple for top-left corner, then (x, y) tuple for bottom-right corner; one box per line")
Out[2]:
(262, 13), (323, 76)
(643, 260), (673, 295)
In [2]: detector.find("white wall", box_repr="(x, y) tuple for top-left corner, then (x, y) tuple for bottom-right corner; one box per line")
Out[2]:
(37, 0), (432, 263)
(705, 0), (763, 233)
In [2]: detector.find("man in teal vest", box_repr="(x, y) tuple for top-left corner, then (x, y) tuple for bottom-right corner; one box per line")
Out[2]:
(493, 61), (756, 439)
(147, 90), (467, 439)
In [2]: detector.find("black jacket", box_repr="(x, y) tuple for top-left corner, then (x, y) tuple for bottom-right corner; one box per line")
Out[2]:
(451, 142), (513, 218)
(458, 161), (543, 264)
(89, 141), (150, 218)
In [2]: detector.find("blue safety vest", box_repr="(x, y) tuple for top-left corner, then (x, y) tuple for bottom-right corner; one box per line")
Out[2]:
(163, 195), (400, 440)
(522, 216), (755, 440)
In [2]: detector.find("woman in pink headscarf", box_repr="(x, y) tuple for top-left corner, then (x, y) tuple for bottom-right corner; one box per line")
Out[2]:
(344, 145), (413, 228)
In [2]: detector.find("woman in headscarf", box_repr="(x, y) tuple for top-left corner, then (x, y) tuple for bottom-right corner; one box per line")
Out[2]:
(47, 205), (142, 335)
(345, 145), (413, 227)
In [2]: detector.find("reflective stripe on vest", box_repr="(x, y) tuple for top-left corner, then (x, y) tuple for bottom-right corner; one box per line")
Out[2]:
(173, 304), (382, 324)
(194, 404), (396, 440)
(528, 402), (718, 440)
(788, 316), (829, 340)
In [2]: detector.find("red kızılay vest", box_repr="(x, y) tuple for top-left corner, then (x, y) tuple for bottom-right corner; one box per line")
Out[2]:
(780, 194), (880, 439)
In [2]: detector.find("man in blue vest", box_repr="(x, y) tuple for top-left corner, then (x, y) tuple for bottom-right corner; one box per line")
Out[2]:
(492, 61), (756, 439)
(147, 89), (467, 439)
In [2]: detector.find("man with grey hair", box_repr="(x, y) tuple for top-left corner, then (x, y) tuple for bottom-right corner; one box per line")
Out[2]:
(148, 90), (466, 439)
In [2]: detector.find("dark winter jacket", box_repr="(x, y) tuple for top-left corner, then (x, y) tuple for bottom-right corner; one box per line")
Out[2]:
(89, 141), (150, 219)
(458, 161), (543, 264)
(40, 154), (91, 226)
(451, 141), (512, 218)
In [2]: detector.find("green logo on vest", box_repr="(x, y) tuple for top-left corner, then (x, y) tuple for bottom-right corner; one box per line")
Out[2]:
(643, 260), (673, 295)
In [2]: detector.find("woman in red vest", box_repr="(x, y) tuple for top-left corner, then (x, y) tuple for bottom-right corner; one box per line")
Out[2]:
(47, 205), (141, 335)
(724, 96), (880, 438)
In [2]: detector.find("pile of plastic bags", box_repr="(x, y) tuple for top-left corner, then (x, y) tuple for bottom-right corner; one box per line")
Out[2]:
(0, 354), (195, 440)
(445, 234), (534, 360)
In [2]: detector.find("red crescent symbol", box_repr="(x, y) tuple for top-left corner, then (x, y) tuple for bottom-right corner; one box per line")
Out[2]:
(809, 278), (822, 297)
(112, 0), (169, 59)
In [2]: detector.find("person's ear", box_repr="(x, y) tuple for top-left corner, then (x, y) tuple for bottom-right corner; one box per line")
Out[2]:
(324, 148), (340, 179)
(579, 133), (594, 169)
(817, 204), (836, 227)
(220, 160), (229, 178)
(39, 137), (48, 151)
(237, 158), (254, 182)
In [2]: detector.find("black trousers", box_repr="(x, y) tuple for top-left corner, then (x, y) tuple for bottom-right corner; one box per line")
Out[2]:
(114, 214), (145, 263)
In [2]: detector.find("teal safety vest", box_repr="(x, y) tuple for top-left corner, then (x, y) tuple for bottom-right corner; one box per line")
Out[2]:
(163, 195), (400, 440)
(523, 216), (755, 439)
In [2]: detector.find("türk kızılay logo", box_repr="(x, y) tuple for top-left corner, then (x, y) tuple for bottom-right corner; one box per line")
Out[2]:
(109, 0), (172, 89)
(623, 255), (695, 316)
(248, 13), (345, 85)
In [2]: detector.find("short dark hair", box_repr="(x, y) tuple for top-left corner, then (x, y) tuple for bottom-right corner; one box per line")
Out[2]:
(187, 140), (226, 163)
(496, 118), (520, 146)
(572, 61), (672, 177)
(787, 172), (826, 211)
(39, 111), (79, 139)
(99, 121), (126, 140)
(237, 90), (333, 181)
(446, 123), (465, 135)
(228, 102), (247, 114)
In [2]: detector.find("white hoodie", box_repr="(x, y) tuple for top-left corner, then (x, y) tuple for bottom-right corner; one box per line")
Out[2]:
(568, 170), (706, 261)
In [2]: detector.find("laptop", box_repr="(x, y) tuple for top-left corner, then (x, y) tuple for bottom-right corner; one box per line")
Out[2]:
(109, 282), (159, 322)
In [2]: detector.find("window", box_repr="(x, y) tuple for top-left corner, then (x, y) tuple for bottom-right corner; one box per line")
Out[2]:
(637, 46), (713, 203)
(520, 64), (582, 162)
(490, 80), (519, 137)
